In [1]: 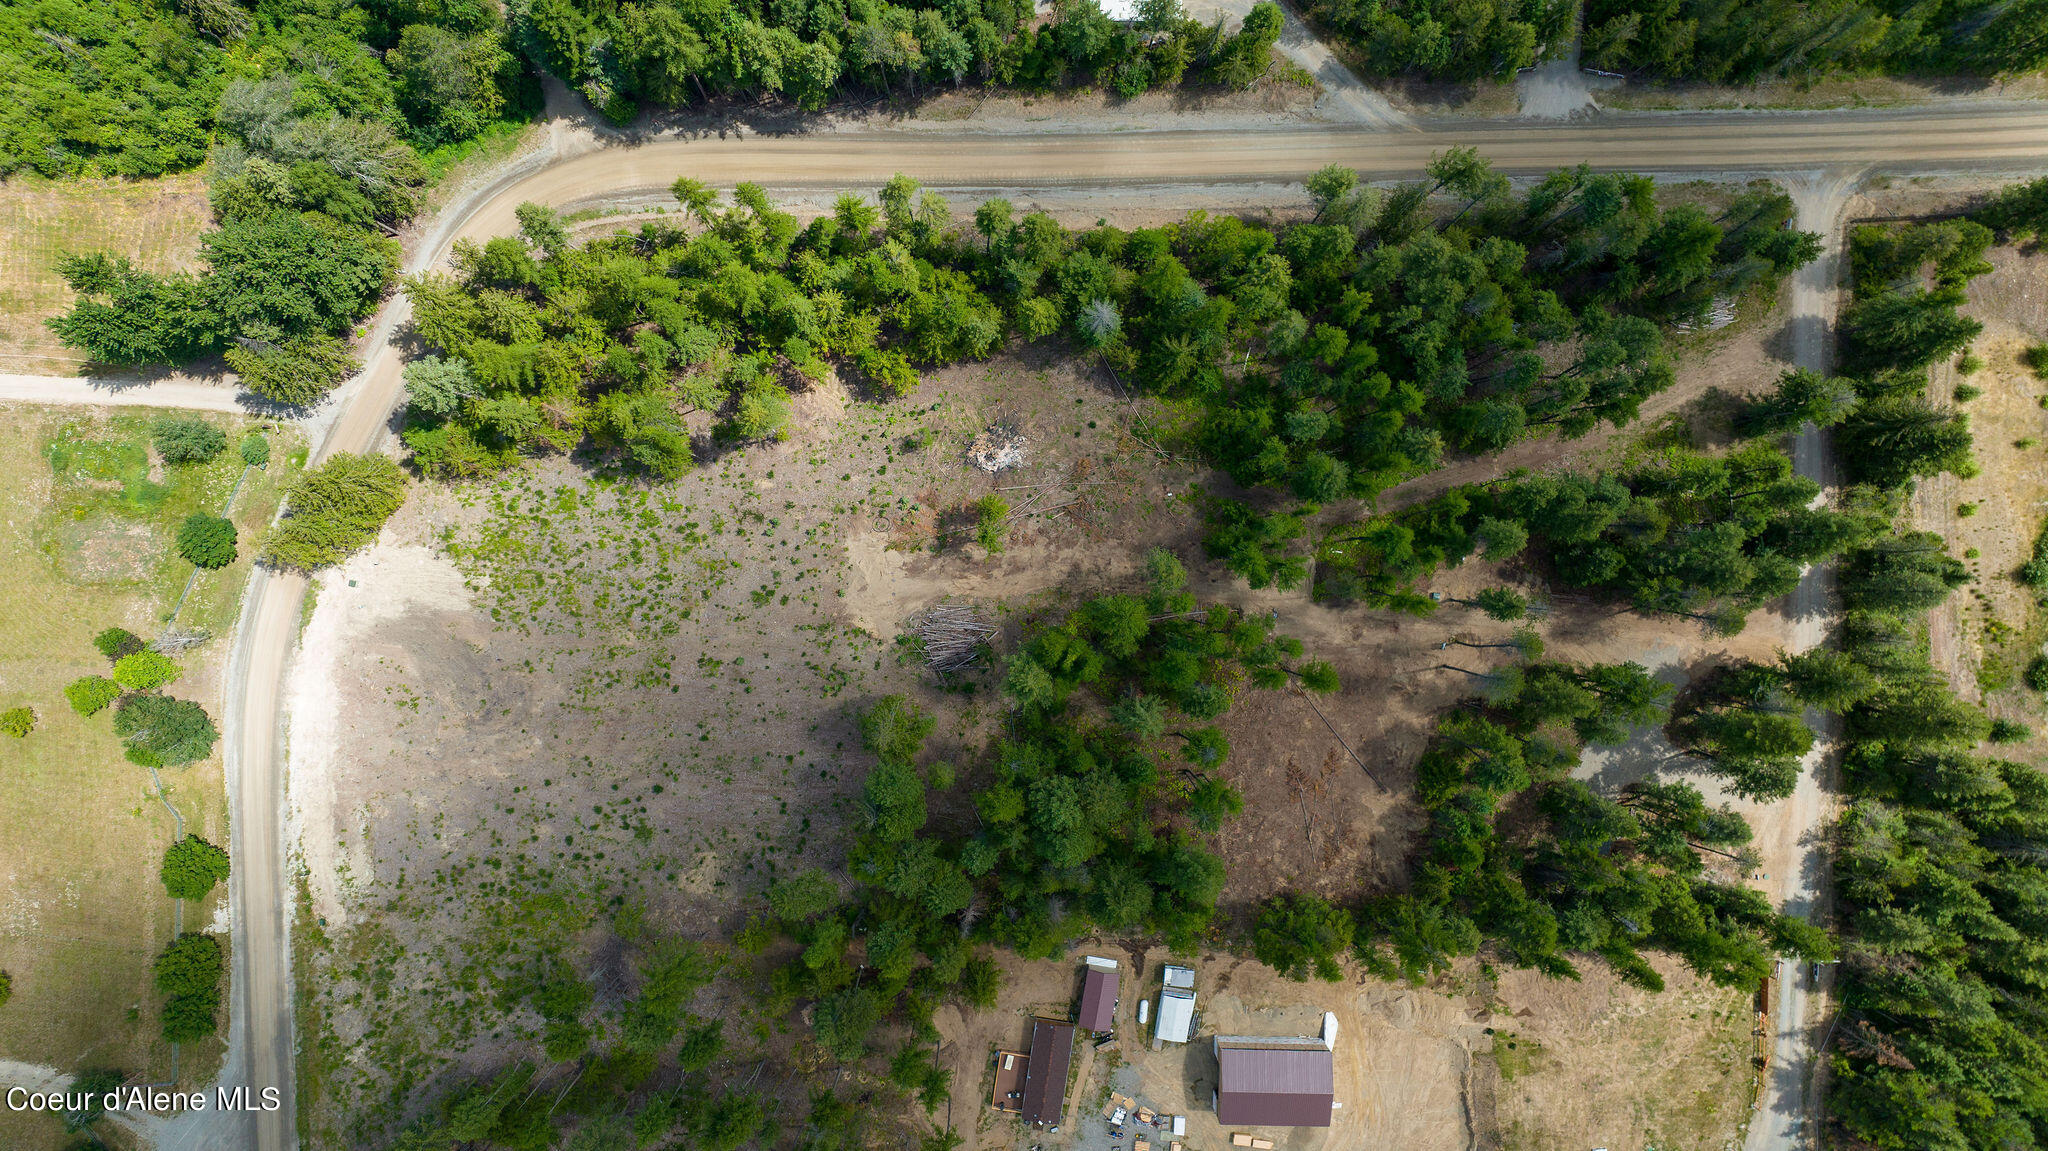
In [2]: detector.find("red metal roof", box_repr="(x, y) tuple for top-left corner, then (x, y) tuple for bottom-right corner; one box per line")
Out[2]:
(1021, 1019), (1075, 1126)
(1079, 967), (1119, 1032)
(1214, 1044), (1335, 1127)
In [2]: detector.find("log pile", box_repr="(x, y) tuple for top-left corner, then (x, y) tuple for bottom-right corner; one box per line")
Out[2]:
(911, 604), (998, 673)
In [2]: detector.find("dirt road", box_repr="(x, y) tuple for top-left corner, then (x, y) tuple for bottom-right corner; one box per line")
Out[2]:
(0, 372), (252, 412)
(187, 104), (2048, 1151)
(1741, 172), (1856, 1151)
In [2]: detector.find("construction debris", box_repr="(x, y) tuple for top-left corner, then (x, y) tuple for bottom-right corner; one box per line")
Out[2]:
(909, 604), (998, 673)
(967, 424), (1027, 472)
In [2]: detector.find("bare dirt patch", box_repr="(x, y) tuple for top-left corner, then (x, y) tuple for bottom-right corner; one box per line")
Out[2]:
(933, 945), (1752, 1151)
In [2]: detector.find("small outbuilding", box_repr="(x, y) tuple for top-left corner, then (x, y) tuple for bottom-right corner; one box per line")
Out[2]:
(1022, 1018), (1077, 1127)
(1157, 987), (1197, 1044)
(1212, 1035), (1337, 1128)
(1156, 964), (1197, 1044)
(1079, 955), (1120, 1033)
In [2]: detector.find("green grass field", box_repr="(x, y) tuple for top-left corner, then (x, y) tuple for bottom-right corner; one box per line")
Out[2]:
(0, 405), (300, 1150)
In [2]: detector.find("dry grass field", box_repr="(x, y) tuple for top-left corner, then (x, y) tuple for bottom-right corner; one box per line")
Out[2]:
(0, 405), (300, 1150)
(0, 177), (213, 374)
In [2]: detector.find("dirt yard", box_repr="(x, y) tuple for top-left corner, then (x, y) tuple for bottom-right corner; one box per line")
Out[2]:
(0, 405), (300, 1150)
(932, 945), (1753, 1151)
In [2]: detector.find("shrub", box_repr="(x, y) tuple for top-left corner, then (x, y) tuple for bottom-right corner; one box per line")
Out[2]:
(93, 627), (145, 661)
(1988, 718), (2032, 743)
(2027, 655), (2048, 693)
(153, 933), (222, 1042)
(263, 452), (408, 570)
(1957, 351), (1982, 375)
(153, 932), (222, 996)
(2025, 344), (2048, 379)
(0, 707), (34, 737)
(113, 651), (182, 691)
(0, 970), (10, 1008)
(240, 434), (271, 468)
(64, 676), (121, 716)
(113, 694), (218, 765)
(152, 416), (227, 464)
(1954, 383), (1981, 403)
(974, 495), (1010, 554)
(176, 513), (238, 569)
(160, 837), (231, 900)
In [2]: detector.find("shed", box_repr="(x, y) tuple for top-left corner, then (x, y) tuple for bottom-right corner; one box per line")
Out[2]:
(1163, 964), (1196, 990)
(1022, 1019), (1076, 1126)
(1156, 987), (1197, 1044)
(1213, 1036), (1337, 1127)
(1079, 956), (1120, 1033)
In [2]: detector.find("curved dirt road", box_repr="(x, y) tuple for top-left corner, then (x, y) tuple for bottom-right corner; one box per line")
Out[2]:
(200, 105), (2048, 1151)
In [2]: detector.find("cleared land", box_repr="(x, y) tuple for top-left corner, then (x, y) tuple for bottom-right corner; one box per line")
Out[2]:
(288, 230), (1818, 1146)
(1904, 241), (2048, 717)
(0, 404), (300, 1150)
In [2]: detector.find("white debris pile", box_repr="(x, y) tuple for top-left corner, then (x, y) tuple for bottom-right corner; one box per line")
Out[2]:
(1674, 298), (1737, 332)
(966, 424), (1027, 472)
(910, 604), (998, 673)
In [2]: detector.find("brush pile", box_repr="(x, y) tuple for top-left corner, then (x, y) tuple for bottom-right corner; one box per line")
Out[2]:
(910, 604), (998, 673)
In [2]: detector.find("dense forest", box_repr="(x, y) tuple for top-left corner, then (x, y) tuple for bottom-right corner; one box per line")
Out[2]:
(2, 0), (1283, 181)
(1, 0), (539, 179)
(1297, 0), (2048, 84)
(1581, 0), (2048, 83)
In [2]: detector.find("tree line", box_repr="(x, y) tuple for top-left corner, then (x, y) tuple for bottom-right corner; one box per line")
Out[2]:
(390, 160), (1812, 499)
(1581, 0), (2048, 84)
(1807, 179), (2048, 1151)
(2, 0), (540, 181)
(521, 0), (1286, 118)
(1295, 0), (2047, 87)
